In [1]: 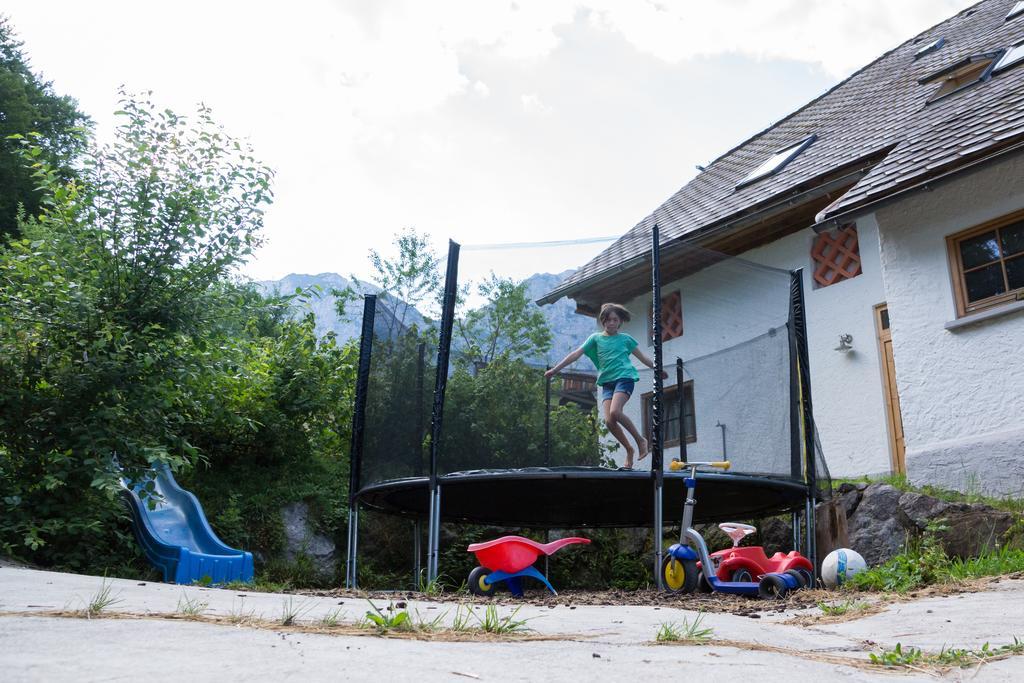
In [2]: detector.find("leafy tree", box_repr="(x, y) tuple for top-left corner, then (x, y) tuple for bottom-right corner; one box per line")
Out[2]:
(456, 273), (552, 366)
(0, 95), (273, 568)
(363, 228), (441, 339)
(0, 16), (89, 238)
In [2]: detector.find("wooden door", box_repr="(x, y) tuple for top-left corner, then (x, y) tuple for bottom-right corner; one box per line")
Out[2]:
(874, 304), (906, 474)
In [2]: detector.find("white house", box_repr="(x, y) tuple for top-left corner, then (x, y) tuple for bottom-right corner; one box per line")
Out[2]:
(539, 0), (1024, 496)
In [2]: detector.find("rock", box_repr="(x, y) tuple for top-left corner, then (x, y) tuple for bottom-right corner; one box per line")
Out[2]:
(899, 492), (1015, 558)
(757, 517), (793, 554)
(837, 484), (864, 520)
(840, 483), (1020, 566)
(845, 484), (907, 566)
(281, 502), (336, 577)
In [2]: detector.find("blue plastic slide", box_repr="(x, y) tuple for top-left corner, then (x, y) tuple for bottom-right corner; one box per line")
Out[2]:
(121, 464), (254, 584)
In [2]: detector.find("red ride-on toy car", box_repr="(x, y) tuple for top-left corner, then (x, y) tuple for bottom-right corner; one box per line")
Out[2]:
(705, 522), (814, 587)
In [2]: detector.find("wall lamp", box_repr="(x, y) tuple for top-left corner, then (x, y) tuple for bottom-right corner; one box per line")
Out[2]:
(834, 333), (854, 353)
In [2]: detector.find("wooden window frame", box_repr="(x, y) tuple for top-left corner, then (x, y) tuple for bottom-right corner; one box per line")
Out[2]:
(946, 208), (1024, 318)
(641, 381), (696, 448)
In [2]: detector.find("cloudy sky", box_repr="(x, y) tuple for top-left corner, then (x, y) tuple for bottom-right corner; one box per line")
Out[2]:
(5, 0), (977, 287)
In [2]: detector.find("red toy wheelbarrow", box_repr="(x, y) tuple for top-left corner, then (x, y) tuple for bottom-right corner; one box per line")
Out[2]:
(467, 535), (590, 597)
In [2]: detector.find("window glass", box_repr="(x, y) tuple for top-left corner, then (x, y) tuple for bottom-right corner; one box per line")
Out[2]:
(1006, 256), (1024, 291)
(994, 43), (1024, 72)
(959, 230), (1001, 268)
(1000, 220), (1024, 256)
(964, 263), (1005, 302)
(879, 308), (890, 330)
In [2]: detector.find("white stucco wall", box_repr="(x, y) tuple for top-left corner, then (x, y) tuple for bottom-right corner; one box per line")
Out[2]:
(872, 152), (1024, 496)
(605, 220), (891, 480)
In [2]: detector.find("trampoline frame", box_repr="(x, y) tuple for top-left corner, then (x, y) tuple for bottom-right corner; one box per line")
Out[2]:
(345, 228), (823, 590)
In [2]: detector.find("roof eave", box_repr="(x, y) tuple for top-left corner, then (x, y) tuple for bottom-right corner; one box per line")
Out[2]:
(814, 134), (1024, 232)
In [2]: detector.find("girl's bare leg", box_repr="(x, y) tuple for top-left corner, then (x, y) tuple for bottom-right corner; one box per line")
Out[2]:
(610, 391), (648, 460)
(603, 399), (635, 468)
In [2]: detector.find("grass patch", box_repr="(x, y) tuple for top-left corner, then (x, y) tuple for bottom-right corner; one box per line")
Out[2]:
(472, 605), (530, 634)
(279, 596), (316, 626)
(871, 638), (1024, 671)
(656, 612), (713, 643)
(176, 592), (209, 618)
(848, 529), (1024, 593)
(817, 599), (869, 616)
(83, 578), (122, 618)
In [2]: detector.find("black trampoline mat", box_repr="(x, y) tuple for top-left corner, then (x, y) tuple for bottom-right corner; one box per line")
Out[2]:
(355, 467), (810, 528)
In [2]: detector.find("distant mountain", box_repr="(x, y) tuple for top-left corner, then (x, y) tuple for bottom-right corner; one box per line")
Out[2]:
(255, 270), (596, 372)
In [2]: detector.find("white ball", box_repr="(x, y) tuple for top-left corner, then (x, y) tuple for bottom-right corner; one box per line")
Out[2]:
(821, 548), (867, 588)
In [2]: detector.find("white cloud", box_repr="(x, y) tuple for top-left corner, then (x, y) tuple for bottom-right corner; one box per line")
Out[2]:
(521, 93), (553, 115)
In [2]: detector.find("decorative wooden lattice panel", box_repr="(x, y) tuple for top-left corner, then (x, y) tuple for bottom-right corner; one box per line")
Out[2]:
(812, 225), (862, 287)
(660, 291), (683, 342)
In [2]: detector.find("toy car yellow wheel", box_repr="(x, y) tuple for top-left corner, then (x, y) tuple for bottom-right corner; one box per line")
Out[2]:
(468, 566), (496, 597)
(661, 555), (698, 594)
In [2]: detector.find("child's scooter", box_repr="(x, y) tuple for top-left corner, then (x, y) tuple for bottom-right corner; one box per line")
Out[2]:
(661, 460), (813, 598)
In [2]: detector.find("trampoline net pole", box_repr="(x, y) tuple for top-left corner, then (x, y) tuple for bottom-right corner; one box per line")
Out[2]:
(544, 367), (551, 468)
(651, 223), (665, 589)
(791, 269), (819, 575)
(427, 241), (460, 584)
(675, 357), (687, 463)
(346, 295), (376, 589)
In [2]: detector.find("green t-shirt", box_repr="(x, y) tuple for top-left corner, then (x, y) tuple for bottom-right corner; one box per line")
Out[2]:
(581, 332), (640, 385)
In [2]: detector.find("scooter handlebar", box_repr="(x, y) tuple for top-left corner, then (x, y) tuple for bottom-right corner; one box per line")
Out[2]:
(668, 460), (731, 471)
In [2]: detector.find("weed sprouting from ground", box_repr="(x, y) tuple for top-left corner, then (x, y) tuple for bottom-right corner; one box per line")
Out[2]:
(450, 604), (474, 632)
(473, 605), (530, 634)
(83, 578), (122, 618)
(319, 607), (344, 628)
(412, 608), (449, 633)
(176, 592), (209, 618)
(227, 600), (257, 624)
(362, 601), (410, 633)
(280, 597), (316, 626)
(871, 638), (1024, 671)
(817, 599), (869, 616)
(656, 612), (713, 643)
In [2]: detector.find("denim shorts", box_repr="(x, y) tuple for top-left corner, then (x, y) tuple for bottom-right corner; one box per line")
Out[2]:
(600, 378), (635, 402)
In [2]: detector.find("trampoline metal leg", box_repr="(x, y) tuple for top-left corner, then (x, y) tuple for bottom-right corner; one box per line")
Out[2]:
(805, 496), (817, 579)
(413, 520), (422, 589)
(791, 511), (801, 554)
(345, 506), (359, 589)
(427, 485), (442, 584)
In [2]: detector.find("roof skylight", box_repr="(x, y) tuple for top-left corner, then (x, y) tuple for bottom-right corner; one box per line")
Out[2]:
(1007, 2), (1024, 21)
(994, 42), (1024, 73)
(737, 135), (816, 187)
(915, 37), (946, 60)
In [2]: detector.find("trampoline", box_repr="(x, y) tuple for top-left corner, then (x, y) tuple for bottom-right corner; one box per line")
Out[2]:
(344, 231), (831, 589)
(357, 467), (810, 528)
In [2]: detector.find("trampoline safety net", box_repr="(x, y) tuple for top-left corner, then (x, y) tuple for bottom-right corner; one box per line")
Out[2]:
(351, 238), (832, 523)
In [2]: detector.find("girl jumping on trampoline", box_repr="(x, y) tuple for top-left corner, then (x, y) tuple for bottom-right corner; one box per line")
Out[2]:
(546, 303), (666, 469)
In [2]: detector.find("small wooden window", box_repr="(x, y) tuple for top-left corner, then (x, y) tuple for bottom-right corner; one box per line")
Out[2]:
(648, 291), (683, 343)
(641, 381), (695, 447)
(926, 58), (994, 103)
(811, 224), (862, 288)
(947, 211), (1024, 317)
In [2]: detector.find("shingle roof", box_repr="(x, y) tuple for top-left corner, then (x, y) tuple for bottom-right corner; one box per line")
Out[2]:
(541, 0), (1024, 305)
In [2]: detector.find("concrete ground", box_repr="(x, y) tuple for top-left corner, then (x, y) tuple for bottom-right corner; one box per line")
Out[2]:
(2, 566), (1023, 681)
